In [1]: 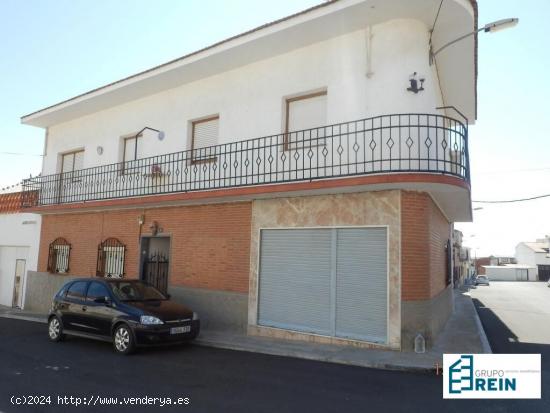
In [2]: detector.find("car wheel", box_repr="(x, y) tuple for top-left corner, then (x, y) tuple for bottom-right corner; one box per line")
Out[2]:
(113, 324), (135, 355)
(48, 316), (65, 342)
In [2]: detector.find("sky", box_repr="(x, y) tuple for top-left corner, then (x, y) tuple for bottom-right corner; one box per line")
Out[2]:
(0, 0), (548, 257)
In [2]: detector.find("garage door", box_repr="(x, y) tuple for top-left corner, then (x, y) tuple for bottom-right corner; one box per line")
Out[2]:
(538, 265), (550, 282)
(258, 227), (387, 344)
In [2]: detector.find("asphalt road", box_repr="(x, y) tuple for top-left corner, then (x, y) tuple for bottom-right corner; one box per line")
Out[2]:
(0, 317), (544, 413)
(471, 281), (550, 410)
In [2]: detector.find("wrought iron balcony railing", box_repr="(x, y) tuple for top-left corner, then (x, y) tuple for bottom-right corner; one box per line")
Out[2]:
(21, 113), (469, 208)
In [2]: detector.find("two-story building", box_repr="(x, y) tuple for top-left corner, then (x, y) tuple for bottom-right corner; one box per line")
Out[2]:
(20, 0), (476, 351)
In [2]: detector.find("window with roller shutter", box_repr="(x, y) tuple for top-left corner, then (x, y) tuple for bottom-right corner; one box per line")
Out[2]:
(285, 91), (327, 149)
(191, 116), (219, 163)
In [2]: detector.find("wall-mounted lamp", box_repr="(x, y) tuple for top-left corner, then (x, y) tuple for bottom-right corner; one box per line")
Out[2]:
(407, 72), (425, 94)
(96, 146), (104, 155)
(135, 127), (165, 141)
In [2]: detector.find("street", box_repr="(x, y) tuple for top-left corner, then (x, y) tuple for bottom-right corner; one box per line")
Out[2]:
(0, 315), (546, 413)
(471, 281), (550, 404)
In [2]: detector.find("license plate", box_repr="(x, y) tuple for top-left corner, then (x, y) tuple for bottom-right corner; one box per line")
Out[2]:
(170, 326), (191, 335)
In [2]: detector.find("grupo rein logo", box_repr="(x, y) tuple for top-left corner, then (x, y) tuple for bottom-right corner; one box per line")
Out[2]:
(443, 354), (541, 399)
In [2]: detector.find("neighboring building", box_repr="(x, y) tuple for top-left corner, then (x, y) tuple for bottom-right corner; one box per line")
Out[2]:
(475, 257), (490, 275)
(475, 255), (515, 275)
(0, 188), (41, 308)
(489, 256), (516, 266)
(19, 0), (477, 351)
(516, 237), (550, 281)
(483, 265), (537, 282)
(452, 230), (472, 287)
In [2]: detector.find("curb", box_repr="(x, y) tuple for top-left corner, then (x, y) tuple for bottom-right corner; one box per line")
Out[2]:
(461, 288), (492, 354)
(471, 302), (492, 354)
(194, 336), (435, 373)
(0, 313), (47, 324)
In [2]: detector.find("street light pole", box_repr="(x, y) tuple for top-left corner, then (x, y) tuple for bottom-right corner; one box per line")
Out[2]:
(430, 18), (519, 64)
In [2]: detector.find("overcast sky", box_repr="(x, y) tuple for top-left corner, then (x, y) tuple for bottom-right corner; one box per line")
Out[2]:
(0, 0), (548, 257)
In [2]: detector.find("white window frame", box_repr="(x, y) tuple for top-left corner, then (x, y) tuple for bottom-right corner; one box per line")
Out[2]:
(60, 150), (85, 182)
(190, 115), (219, 164)
(284, 90), (327, 150)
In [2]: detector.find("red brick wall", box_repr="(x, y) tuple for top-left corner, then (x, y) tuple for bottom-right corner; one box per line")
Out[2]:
(38, 202), (252, 293)
(428, 197), (450, 297)
(401, 191), (450, 301)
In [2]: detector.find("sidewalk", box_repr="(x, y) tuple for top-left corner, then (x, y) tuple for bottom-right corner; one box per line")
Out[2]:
(0, 289), (490, 372)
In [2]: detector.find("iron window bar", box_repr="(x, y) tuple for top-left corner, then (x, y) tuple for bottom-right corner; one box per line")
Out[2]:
(47, 238), (72, 274)
(96, 238), (126, 278)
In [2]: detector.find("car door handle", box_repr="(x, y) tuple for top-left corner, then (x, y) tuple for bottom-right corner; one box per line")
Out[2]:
(82, 306), (87, 311)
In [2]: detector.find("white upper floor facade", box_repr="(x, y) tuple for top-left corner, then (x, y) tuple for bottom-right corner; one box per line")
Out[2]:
(22, 0), (476, 175)
(20, 0), (475, 221)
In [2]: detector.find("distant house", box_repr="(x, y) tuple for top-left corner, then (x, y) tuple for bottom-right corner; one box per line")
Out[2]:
(452, 230), (472, 286)
(516, 238), (550, 281)
(475, 255), (516, 276)
(483, 264), (537, 281)
(0, 188), (41, 308)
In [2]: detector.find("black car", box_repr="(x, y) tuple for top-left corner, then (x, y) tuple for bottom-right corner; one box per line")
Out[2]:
(48, 278), (200, 354)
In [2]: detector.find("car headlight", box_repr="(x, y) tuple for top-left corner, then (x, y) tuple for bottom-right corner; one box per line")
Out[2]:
(192, 312), (199, 321)
(140, 315), (164, 325)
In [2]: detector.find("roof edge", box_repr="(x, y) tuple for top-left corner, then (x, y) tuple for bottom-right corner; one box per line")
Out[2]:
(21, 0), (341, 122)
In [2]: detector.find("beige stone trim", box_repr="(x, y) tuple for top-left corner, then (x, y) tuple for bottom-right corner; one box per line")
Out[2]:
(247, 190), (401, 350)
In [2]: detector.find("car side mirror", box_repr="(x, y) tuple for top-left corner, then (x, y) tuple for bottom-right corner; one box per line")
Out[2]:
(94, 296), (112, 306)
(165, 293), (171, 299)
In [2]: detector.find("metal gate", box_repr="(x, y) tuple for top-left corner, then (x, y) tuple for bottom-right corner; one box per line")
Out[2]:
(143, 252), (169, 294)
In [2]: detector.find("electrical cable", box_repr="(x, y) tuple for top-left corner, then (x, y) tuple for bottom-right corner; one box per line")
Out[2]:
(0, 152), (43, 156)
(429, 0), (445, 46)
(473, 193), (550, 203)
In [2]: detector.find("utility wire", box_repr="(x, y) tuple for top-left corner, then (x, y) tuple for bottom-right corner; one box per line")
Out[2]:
(0, 152), (43, 156)
(476, 166), (550, 175)
(473, 193), (550, 204)
(429, 0), (445, 46)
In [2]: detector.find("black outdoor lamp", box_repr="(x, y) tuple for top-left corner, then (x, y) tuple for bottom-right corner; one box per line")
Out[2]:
(135, 126), (165, 141)
(407, 72), (425, 94)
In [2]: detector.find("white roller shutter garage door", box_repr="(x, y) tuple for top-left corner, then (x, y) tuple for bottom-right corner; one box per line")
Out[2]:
(258, 227), (387, 344)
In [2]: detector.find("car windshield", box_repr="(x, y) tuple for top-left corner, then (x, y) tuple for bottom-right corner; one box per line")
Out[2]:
(109, 281), (167, 301)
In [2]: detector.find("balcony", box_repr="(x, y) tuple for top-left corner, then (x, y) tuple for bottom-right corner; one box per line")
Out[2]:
(21, 113), (469, 208)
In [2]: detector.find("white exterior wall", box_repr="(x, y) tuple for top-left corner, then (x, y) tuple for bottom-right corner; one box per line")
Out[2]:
(42, 19), (444, 176)
(484, 266), (538, 282)
(515, 244), (537, 267)
(516, 243), (550, 270)
(0, 213), (41, 308)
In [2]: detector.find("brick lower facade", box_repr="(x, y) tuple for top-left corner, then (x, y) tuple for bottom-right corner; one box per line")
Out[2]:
(35, 189), (453, 348)
(401, 191), (451, 301)
(38, 202), (252, 293)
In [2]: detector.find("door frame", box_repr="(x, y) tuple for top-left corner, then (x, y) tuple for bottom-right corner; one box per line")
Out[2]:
(12, 259), (26, 308)
(139, 234), (172, 288)
(254, 225), (390, 345)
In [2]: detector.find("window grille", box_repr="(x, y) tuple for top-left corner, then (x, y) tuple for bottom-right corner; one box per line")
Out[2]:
(47, 238), (71, 273)
(97, 238), (126, 278)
